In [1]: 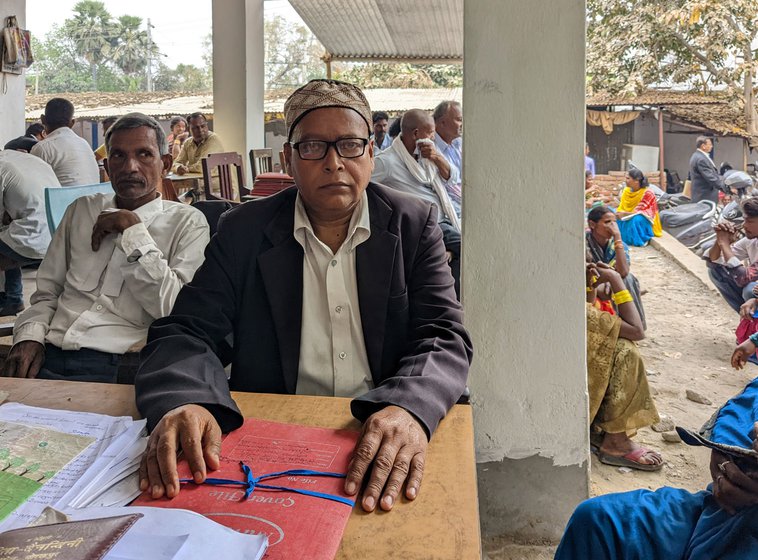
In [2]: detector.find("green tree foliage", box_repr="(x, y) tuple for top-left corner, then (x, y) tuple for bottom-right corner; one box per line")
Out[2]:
(336, 63), (462, 89)
(264, 15), (325, 89)
(587, 0), (758, 140)
(29, 2), (208, 93)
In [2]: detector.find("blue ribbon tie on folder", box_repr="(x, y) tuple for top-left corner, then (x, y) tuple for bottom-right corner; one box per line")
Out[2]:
(179, 461), (355, 507)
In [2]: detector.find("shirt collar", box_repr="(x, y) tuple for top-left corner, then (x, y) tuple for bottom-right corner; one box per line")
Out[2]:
(294, 190), (371, 254)
(45, 127), (74, 139)
(106, 193), (164, 224)
(193, 132), (213, 147)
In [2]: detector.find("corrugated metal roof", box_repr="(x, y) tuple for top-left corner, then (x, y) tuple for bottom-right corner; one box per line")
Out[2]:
(288, 0), (463, 61)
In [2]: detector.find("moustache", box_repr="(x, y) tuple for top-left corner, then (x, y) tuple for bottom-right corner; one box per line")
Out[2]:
(115, 175), (146, 186)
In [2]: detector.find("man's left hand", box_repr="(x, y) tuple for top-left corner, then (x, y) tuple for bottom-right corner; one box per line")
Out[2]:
(91, 210), (141, 251)
(344, 405), (428, 512)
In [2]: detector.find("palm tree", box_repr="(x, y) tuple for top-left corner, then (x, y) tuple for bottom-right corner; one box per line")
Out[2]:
(111, 16), (157, 82)
(65, 0), (115, 90)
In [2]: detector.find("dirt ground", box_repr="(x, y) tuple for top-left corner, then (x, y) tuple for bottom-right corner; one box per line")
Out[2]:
(484, 243), (754, 559)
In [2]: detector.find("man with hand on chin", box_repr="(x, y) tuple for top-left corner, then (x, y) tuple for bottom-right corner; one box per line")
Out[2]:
(2, 113), (209, 383)
(135, 79), (472, 513)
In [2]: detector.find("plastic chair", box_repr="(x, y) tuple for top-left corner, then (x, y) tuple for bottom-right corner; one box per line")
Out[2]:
(45, 183), (114, 235)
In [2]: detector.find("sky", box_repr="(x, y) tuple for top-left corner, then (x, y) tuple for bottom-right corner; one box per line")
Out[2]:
(26, 0), (303, 68)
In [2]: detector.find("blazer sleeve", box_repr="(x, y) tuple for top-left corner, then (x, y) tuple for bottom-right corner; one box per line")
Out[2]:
(351, 205), (473, 436)
(135, 215), (243, 433)
(696, 156), (723, 190)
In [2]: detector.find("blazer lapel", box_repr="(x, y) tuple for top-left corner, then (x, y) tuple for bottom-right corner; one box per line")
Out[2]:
(258, 200), (303, 393)
(357, 189), (398, 381)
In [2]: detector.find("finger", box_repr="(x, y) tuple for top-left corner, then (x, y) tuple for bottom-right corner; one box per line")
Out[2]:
(144, 440), (165, 498)
(138, 452), (149, 492)
(155, 430), (180, 499)
(178, 419), (208, 485)
(362, 441), (400, 512)
(91, 229), (103, 251)
(723, 461), (758, 494)
(344, 428), (382, 496)
(26, 351), (45, 379)
(405, 451), (425, 500)
(202, 420), (222, 474)
(379, 448), (414, 511)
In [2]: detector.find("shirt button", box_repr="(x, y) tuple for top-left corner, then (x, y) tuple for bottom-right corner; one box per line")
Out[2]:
(335, 306), (342, 313)
(339, 352), (347, 360)
(331, 260), (337, 267)
(96, 304), (103, 311)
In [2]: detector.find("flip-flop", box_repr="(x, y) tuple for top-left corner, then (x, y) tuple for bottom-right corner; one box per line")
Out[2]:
(597, 447), (664, 472)
(590, 432), (603, 455)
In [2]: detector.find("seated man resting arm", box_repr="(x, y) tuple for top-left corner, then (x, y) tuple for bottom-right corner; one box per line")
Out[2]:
(135, 79), (473, 512)
(2, 113), (210, 383)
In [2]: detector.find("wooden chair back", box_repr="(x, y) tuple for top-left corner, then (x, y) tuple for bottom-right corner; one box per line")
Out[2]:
(249, 148), (273, 178)
(161, 177), (180, 202)
(278, 150), (286, 173)
(201, 152), (247, 201)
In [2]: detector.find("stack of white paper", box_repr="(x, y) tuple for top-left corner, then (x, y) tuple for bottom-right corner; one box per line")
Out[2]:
(0, 403), (147, 532)
(66, 506), (268, 560)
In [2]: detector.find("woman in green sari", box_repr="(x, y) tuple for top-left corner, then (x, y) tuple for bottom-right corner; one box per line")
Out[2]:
(586, 262), (663, 471)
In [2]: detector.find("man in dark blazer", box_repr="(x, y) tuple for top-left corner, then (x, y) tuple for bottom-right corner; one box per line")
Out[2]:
(689, 136), (723, 203)
(135, 79), (473, 514)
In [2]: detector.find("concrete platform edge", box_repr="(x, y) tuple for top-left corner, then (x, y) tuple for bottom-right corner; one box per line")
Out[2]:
(648, 233), (717, 293)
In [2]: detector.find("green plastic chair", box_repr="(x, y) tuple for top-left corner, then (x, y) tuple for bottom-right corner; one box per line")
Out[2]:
(45, 183), (114, 235)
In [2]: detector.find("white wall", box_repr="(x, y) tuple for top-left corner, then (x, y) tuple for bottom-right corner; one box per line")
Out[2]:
(464, 0), (589, 540)
(212, 0), (265, 186)
(0, 0), (26, 146)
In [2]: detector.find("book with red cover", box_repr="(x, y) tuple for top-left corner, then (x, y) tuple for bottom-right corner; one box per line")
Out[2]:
(132, 419), (359, 560)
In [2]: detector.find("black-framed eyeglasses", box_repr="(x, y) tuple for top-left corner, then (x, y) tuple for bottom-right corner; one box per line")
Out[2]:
(290, 138), (369, 160)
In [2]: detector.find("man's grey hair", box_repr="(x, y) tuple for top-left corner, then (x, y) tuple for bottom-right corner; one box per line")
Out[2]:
(433, 100), (461, 121)
(696, 135), (712, 149)
(104, 112), (168, 156)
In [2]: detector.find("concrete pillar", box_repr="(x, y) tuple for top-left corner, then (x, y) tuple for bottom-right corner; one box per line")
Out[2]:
(212, 0), (265, 185)
(0, 0), (26, 146)
(462, 0), (589, 542)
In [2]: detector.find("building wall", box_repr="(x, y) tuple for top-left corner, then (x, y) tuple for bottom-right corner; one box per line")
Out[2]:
(0, 0), (26, 146)
(464, 0), (589, 542)
(633, 112), (746, 179)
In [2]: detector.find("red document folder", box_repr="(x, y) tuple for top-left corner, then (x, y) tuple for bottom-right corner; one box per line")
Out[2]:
(132, 419), (359, 560)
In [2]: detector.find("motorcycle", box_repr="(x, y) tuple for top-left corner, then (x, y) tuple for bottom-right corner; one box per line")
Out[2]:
(661, 170), (754, 252)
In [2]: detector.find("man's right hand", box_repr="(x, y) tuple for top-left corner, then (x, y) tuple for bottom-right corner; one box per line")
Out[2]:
(176, 165), (189, 176)
(710, 450), (758, 515)
(731, 339), (757, 370)
(740, 299), (758, 320)
(139, 404), (222, 499)
(1, 341), (45, 378)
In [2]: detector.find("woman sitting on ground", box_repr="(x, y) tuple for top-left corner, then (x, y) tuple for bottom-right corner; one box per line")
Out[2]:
(167, 116), (189, 160)
(616, 168), (662, 246)
(586, 261), (663, 471)
(586, 205), (646, 329)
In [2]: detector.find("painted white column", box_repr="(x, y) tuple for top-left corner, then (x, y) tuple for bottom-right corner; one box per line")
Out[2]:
(463, 0), (589, 541)
(0, 0), (26, 146)
(212, 0), (265, 186)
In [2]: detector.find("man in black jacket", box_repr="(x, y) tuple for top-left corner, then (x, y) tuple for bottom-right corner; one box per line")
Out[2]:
(135, 79), (473, 513)
(689, 136), (723, 203)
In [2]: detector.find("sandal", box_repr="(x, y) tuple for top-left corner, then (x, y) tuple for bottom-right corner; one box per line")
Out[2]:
(597, 447), (663, 472)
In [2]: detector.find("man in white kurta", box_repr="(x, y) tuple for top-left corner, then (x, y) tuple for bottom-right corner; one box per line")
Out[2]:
(3, 113), (209, 383)
(0, 147), (61, 315)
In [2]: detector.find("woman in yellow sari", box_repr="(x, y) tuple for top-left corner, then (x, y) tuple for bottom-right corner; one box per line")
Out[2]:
(586, 262), (663, 470)
(616, 168), (662, 246)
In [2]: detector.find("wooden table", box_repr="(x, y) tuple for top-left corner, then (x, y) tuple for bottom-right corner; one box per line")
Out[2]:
(0, 378), (481, 559)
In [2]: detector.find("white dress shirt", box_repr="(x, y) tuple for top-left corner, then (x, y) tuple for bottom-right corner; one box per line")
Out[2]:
(13, 193), (210, 354)
(0, 151), (60, 259)
(293, 191), (374, 397)
(372, 146), (460, 223)
(30, 127), (100, 187)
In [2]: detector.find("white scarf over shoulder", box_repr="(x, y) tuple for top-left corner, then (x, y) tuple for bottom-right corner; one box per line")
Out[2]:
(389, 136), (461, 231)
